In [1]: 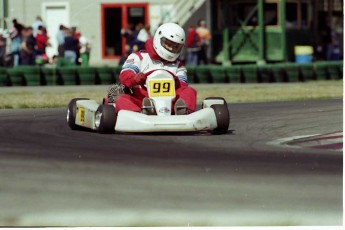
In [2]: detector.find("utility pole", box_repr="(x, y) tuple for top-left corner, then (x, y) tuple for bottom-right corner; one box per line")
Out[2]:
(257, 0), (266, 65)
(279, 0), (287, 62)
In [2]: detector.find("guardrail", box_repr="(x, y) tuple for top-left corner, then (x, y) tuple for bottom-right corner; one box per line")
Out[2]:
(0, 61), (343, 86)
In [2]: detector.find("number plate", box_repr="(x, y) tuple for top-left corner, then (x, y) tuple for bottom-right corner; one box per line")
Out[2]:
(149, 80), (175, 97)
(77, 107), (85, 124)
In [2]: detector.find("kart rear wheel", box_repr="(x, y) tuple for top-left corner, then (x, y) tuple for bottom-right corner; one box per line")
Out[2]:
(211, 104), (230, 135)
(67, 98), (89, 130)
(95, 105), (117, 134)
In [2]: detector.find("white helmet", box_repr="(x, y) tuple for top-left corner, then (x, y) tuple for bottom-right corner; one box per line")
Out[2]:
(153, 23), (185, 62)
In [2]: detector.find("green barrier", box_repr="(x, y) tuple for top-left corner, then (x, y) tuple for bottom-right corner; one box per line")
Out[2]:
(270, 64), (287, 82)
(313, 62), (330, 80)
(77, 67), (96, 85)
(113, 67), (121, 83)
(7, 68), (25, 86)
(56, 57), (76, 67)
(0, 67), (10, 86)
(58, 67), (77, 85)
(96, 67), (115, 85)
(327, 61), (343, 79)
(186, 67), (196, 83)
(258, 65), (274, 83)
(14, 66), (41, 86)
(195, 66), (212, 83)
(209, 66), (227, 83)
(298, 63), (315, 81)
(283, 63), (300, 82)
(242, 65), (258, 83)
(225, 66), (242, 83)
(41, 67), (58, 85)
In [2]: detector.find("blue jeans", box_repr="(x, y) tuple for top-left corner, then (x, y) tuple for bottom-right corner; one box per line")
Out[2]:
(187, 51), (198, 66)
(64, 50), (77, 64)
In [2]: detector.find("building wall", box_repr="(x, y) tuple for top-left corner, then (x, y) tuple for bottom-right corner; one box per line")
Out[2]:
(6, 0), (178, 66)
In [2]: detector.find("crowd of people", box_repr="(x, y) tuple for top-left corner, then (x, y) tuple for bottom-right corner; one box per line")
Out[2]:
(0, 16), (91, 67)
(119, 19), (212, 66)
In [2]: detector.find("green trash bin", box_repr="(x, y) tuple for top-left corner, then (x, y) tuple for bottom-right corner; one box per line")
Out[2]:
(225, 66), (242, 83)
(41, 67), (58, 85)
(299, 63), (315, 81)
(327, 61), (343, 80)
(7, 68), (25, 86)
(15, 66), (41, 86)
(209, 66), (227, 83)
(96, 67), (115, 85)
(186, 67), (196, 83)
(257, 65), (274, 83)
(242, 65), (258, 83)
(313, 61), (329, 80)
(113, 66), (122, 83)
(0, 67), (10, 86)
(77, 67), (96, 85)
(58, 67), (77, 85)
(284, 63), (301, 82)
(270, 64), (287, 82)
(195, 66), (212, 83)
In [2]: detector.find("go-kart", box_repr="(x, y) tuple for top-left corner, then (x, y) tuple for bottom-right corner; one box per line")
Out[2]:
(67, 69), (230, 134)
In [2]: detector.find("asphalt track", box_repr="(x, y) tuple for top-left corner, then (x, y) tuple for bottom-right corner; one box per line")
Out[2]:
(0, 99), (342, 226)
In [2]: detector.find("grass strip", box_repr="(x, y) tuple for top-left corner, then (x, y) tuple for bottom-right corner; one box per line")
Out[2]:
(0, 80), (342, 109)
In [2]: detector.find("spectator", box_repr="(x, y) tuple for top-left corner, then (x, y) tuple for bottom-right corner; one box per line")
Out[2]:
(196, 19), (211, 65)
(10, 19), (24, 66)
(79, 35), (91, 66)
(32, 16), (46, 37)
(121, 23), (134, 51)
(186, 25), (201, 66)
(63, 29), (78, 64)
(36, 25), (49, 55)
(0, 31), (6, 66)
(72, 26), (81, 64)
(137, 24), (151, 50)
(129, 23), (143, 53)
(56, 24), (66, 57)
(19, 27), (36, 65)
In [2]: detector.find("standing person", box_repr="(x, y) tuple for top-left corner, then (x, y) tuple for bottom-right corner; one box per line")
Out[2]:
(19, 27), (36, 66)
(0, 32), (6, 67)
(32, 16), (46, 37)
(129, 23), (143, 53)
(137, 24), (151, 50)
(63, 29), (78, 64)
(56, 25), (66, 57)
(35, 26), (49, 55)
(186, 25), (201, 66)
(9, 19), (24, 66)
(196, 19), (211, 65)
(115, 22), (196, 115)
(79, 35), (91, 66)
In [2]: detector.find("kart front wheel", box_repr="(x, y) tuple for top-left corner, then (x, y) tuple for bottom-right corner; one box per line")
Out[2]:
(67, 98), (89, 130)
(95, 105), (117, 134)
(211, 104), (230, 135)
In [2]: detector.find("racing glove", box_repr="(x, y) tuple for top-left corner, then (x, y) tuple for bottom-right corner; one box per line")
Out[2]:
(134, 72), (146, 85)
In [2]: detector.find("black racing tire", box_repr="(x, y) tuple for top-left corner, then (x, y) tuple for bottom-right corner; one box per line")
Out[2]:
(95, 105), (117, 134)
(67, 98), (89, 130)
(211, 104), (230, 135)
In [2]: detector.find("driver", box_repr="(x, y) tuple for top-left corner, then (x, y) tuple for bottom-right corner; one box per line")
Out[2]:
(115, 22), (197, 115)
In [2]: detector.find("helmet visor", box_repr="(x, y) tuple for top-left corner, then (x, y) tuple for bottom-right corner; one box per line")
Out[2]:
(160, 37), (184, 54)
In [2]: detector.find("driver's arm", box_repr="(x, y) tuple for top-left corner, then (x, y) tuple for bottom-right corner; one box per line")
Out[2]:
(119, 53), (144, 87)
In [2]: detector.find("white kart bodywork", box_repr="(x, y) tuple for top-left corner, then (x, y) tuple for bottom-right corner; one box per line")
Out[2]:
(69, 69), (228, 133)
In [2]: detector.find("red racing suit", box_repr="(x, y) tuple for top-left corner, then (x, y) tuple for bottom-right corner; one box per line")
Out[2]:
(115, 38), (197, 114)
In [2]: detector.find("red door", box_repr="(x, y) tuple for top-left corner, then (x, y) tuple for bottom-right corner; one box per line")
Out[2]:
(101, 3), (149, 59)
